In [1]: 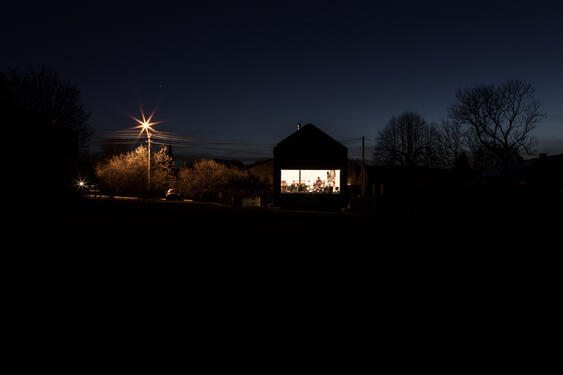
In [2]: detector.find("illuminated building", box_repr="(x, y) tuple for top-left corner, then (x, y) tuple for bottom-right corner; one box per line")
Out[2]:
(273, 124), (348, 209)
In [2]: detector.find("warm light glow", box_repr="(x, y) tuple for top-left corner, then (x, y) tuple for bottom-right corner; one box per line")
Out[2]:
(129, 106), (162, 137)
(281, 169), (340, 193)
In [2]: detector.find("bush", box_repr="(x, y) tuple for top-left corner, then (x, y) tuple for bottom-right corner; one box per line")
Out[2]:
(178, 160), (264, 200)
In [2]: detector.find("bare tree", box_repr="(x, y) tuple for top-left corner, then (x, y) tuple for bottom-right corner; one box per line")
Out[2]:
(449, 80), (545, 175)
(374, 112), (441, 167)
(437, 119), (467, 168)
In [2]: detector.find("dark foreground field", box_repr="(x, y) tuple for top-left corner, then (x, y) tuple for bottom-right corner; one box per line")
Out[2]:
(27, 198), (383, 236)
(13, 194), (560, 352)
(21, 191), (562, 244)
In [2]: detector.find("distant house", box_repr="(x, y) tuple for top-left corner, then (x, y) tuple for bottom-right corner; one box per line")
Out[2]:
(273, 124), (348, 209)
(248, 159), (274, 185)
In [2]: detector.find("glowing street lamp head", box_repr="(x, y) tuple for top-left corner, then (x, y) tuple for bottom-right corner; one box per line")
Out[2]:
(140, 121), (152, 136)
(129, 107), (162, 137)
(75, 178), (87, 189)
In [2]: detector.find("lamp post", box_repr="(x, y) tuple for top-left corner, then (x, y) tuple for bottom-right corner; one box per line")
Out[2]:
(131, 108), (161, 194)
(141, 122), (152, 191)
(76, 178), (88, 198)
(361, 136), (366, 196)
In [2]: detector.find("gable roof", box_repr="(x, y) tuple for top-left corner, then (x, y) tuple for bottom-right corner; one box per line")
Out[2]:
(274, 124), (347, 153)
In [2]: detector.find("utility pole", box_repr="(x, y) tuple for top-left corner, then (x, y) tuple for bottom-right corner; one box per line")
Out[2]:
(147, 131), (151, 192)
(298, 122), (301, 189)
(361, 136), (366, 196)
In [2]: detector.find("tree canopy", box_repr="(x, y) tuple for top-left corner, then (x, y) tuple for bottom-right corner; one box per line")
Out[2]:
(96, 145), (176, 197)
(374, 112), (441, 167)
(374, 81), (545, 174)
(1, 68), (91, 201)
(449, 80), (545, 174)
(179, 160), (261, 193)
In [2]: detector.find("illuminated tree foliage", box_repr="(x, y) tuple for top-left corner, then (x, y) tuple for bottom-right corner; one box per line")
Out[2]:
(95, 145), (176, 196)
(178, 160), (262, 197)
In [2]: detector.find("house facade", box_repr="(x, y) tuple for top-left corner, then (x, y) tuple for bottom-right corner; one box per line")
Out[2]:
(273, 124), (348, 209)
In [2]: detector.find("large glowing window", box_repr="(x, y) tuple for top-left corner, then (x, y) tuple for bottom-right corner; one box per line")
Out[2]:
(280, 170), (340, 194)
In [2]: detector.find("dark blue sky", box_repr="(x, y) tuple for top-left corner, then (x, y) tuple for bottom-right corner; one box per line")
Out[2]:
(3, 0), (563, 162)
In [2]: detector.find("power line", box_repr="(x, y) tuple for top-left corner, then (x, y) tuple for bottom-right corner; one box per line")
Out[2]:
(96, 128), (378, 161)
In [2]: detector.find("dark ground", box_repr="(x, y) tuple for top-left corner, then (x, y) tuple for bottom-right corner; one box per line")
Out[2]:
(19, 191), (562, 244)
(11, 194), (560, 366)
(17, 194), (561, 298)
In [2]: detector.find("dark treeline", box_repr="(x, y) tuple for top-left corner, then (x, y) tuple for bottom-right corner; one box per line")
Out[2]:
(366, 82), (561, 233)
(2, 68), (91, 209)
(373, 80), (546, 176)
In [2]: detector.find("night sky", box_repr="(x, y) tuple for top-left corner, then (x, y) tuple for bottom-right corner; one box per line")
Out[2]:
(3, 1), (563, 162)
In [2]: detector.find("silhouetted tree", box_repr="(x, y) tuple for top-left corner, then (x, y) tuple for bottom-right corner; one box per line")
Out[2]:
(374, 112), (442, 167)
(454, 151), (471, 172)
(449, 80), (545, 176)
(437, 119), (468, 168)
(1, 68), (91, 203)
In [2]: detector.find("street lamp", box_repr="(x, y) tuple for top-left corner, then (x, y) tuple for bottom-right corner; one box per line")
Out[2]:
(130, 108), (161, 192)
(75, 178), (88, 198)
